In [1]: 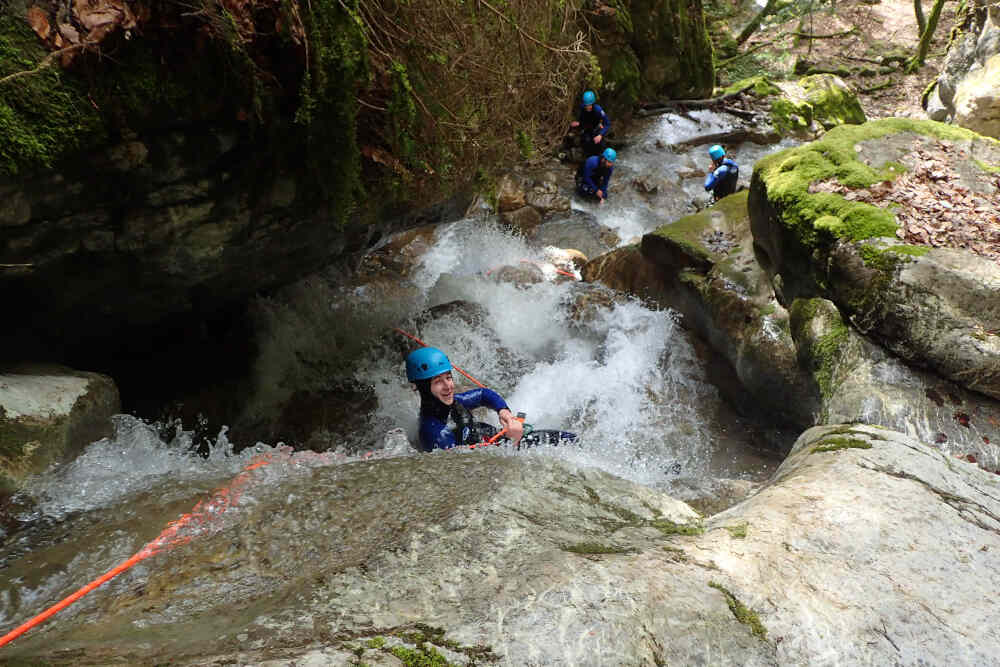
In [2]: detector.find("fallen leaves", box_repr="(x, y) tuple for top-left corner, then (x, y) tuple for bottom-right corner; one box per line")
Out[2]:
(809, 141), (1000, 262)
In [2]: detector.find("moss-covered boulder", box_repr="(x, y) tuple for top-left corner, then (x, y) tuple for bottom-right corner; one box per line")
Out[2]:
(750, 119), (1000, 399)
(772, 74), (866, 135)
(585, 191), (819, 428)
(0, 365), (119, 495)
(788, 297), (1000, 457)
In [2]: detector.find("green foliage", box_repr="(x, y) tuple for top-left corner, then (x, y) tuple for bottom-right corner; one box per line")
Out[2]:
(295, 0), (368, 223)
(388, 60), (418, 165)
(515, 128), (534, 159)
(389, 644), (454, 666)
(0, 16), (104, 175)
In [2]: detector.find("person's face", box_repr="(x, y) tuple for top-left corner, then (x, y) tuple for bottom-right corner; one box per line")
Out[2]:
(584, 104), (593, 111)
(429, 371), (455, 405)
(601, 157), (610, 168)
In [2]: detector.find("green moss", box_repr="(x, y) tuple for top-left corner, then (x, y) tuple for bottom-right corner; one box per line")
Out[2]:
(649, 190), (749, 265)
(651, 518), (704, 537)
(0, 16), (105, 175)
(563, 542), (637, 555)
(709, 581), (768, 640)
(800, 74), (866, 128)
(721, 75), (781, 97)
(788, 298), (850, 400)
(607, 49), (642, 110)
(755, 119), (987, 253)
(811, 436), (872, 452)
(367, 637), (386, 649)
(389, 644), (453, 667)
(858, 244), (928, 272)
(724, 523), (748, 539)
(770, 97), (813, 134)
(974, 158), (1000, 174)
(295, 0), (367, 222)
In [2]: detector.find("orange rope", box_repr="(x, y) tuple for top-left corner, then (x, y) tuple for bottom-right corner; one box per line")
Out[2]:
(0, 454), (275, 648)
(393, 328), (487, 388)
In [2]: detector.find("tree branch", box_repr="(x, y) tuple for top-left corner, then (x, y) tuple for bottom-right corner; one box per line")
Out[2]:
(0, 44), (89, 86)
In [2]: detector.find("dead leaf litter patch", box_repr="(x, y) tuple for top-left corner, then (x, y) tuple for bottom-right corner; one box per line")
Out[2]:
(809, 143), (1000, 262)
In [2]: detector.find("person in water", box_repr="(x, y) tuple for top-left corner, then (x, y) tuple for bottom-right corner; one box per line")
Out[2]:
(406, 347), (524, 451)
(704, 144), (739, 201)
(575, 147), (616, 204)
(569, 90), (611, 157)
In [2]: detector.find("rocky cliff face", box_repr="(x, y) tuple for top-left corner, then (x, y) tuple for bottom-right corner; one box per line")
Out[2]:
(927, 0), (1000, 137)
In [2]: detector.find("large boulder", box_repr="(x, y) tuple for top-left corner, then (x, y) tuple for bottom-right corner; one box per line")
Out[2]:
(954, 53), (1000, 137)
(750, 119), (1000, 399)
(9, 426), (1000, 665)
(0, 365), (119, 494)
(772, 74), (866, 135)
(930, 0), (1000, 137)
(789, 297), (1000, 462)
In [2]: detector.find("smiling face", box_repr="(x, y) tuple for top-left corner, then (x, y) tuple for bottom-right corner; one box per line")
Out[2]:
(429, 371), (455, 405)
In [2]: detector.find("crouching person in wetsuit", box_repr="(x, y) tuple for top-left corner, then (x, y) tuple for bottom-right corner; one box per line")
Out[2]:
(704, 144), (739, 201)
(575, 147), (616, 205)
(406, 347), (523, 451)
(569, 90), (611, 157)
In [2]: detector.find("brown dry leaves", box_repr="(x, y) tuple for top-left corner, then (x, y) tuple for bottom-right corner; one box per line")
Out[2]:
(810, 142), (1000, 262)
(25, 0), (137, 61)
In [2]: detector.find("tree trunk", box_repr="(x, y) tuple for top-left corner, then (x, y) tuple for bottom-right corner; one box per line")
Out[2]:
(914, 0), (926, 38)
(906, 0), (945, 72)
(736, 0), (781, 46)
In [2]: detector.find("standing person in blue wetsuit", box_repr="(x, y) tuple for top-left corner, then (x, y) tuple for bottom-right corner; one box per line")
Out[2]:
(406, 347), (524, 451)
(575, 147), (616, 205)
(704, 144), (739, 201)
(569, 90), (611, 157)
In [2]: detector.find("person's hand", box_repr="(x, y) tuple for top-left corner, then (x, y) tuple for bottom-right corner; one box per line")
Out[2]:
(596, 189), (604, 200)
(594, 135), (603, 144)
(498, 409), (524, 447)
(570, 121), (580, 128)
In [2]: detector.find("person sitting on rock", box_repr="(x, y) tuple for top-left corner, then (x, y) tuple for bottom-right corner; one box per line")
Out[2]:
(570, 90), (611, 157)
(406, 347), (523, 451)
(704, 144), (739, 201)
(575, 147), (616, 205)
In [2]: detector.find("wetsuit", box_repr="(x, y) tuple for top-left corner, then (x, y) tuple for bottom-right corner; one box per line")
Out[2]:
(704, 158), (739, 200)
(575, 155), (613, 201)
(417, 387), (510, 451)
(577, 103), (611, 157)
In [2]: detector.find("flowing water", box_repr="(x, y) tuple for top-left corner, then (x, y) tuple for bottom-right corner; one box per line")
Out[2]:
(0, 111), (798, 659)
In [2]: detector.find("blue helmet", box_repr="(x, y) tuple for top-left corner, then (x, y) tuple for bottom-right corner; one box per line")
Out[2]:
(582, 90), (596, 105)
(406, 347), (452, 382)
(602, 147), (617, 163)
(708, 144), (726, 160)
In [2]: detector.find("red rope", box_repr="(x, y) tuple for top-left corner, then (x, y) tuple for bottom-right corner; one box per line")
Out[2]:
(393, 328), (487, 388)
(0, 453), (275, 648)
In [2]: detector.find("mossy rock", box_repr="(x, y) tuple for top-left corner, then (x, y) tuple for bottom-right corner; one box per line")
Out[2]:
(800, 74), (866, 129)
(750, 118), (1000, 399)
(719, 75), (782, 98)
